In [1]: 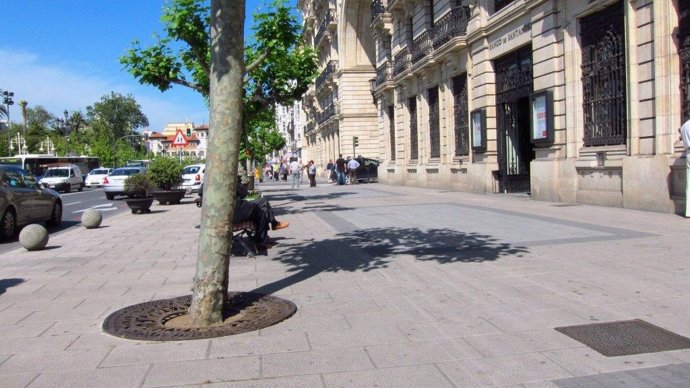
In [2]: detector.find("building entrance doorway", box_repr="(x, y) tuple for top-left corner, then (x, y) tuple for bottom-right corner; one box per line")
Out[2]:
(495, 46), (534, 193)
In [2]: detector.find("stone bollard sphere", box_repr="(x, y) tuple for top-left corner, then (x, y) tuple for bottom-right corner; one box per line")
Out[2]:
(19, 224), (49, 251)
(81, 209), (103, 229)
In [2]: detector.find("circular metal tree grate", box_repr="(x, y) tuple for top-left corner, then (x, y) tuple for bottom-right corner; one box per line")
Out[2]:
(102, 292), (296, 341)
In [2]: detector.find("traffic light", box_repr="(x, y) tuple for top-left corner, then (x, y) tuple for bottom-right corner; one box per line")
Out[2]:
(186, 128), (192, 137)
(353, 136), (359, 147)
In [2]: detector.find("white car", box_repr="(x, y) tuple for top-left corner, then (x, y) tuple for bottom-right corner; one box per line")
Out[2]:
(180, 164), (205, 193)
(103, 167), (146, 200)
(85, 168), (111, 188)
(39, 165), (84, 193)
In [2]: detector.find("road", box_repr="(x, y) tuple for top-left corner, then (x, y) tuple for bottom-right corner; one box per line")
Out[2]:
(0, 186), (131, 254)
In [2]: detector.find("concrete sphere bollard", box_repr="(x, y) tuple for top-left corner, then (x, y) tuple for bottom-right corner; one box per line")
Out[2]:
(81, 209), (103, 229)
(19, 224), (49, 251)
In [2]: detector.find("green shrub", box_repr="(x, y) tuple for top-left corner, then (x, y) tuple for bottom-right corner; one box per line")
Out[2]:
(124, 173), (153, 198)
(147, 157), (184, 190)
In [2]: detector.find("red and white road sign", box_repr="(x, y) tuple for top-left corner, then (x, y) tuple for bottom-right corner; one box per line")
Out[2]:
(172, 129), (188, 146)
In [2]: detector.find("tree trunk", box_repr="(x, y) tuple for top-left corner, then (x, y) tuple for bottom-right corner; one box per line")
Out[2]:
(189, 0), (245, 326)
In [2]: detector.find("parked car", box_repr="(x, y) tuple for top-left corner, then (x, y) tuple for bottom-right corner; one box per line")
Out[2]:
(85, 168), (112, 188)
(355, 157), (379, 183)
(0, 165), (62, 240)
(103, 167), (147, 200)
(180, 164), (205, 193)
(39, 164), (84, 193)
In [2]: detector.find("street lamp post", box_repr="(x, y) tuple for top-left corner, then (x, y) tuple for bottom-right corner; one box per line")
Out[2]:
(9, 133), (27, 156)
(2, 90), (14, 156)
(39, 136), (55, 156)
(54, 110), (70, 156)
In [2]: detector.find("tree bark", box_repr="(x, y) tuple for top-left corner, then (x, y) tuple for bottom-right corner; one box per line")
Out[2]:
(189, 0), (245, 326)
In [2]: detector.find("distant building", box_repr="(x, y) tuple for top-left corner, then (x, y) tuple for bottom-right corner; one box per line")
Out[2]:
(145, 122), (209, 159)
(275, 101), (303, 159)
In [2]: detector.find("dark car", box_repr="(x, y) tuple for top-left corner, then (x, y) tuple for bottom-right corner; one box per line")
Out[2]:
(355, 157), (379, 183)
(0, 165), (62, 240)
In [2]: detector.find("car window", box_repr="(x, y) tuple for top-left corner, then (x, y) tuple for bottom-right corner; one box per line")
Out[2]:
(184, 166), (201, 174)
(90, 169), (109, 175)
(44, 168), (69, 178)
(18, 169), (38, 188)
(3, 170), (24, 188)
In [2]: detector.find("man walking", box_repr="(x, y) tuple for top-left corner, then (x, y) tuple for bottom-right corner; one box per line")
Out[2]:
(681, 118), (690, 217)
(347, 156), (360, 184)
(289, 157), (302, 189)
(335, 154), (347, 185)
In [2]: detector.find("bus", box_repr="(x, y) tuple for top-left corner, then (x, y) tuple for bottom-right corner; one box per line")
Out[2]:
(0, 155), (101, 181)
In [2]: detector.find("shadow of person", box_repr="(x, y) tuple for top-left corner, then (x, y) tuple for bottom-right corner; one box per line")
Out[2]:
(0, 278), (25, 295)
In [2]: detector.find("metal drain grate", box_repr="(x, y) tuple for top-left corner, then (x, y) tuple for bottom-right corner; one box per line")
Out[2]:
(555, 319), (690, 357)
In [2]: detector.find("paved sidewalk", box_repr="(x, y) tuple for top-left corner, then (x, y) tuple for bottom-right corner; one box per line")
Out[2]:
(0, 179), (689, 387)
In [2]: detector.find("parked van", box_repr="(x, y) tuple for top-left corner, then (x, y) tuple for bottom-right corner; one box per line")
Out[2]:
(39, 164), (84, 193)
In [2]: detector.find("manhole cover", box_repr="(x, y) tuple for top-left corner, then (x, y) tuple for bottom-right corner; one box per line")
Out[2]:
(102, 292), (296, 341)
(555, 319), (690, 357)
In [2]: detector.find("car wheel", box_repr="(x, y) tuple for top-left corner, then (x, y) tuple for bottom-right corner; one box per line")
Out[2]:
(46, 202), (62, 227)
(106, 193), (115, 200)
(0, 209), (16, 240)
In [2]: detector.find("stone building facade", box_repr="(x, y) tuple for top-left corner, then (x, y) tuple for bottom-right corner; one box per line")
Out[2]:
(298, 0), (379, 168)
(301, 0), (690, 214)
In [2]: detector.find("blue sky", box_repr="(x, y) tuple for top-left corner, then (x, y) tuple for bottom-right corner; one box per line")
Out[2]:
(0, 0), (291, 133)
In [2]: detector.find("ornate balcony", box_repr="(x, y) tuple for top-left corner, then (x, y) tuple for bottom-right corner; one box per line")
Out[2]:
(392, 48), (411, 77)
(316, 103), (336, 124)
(375, 62), (393, 88)
(431, 6), (470, 49)
(315, 9), (336, 46)
(372, 0), (386, 22)
(411, 31), (432, 64)
(315, 60), (338, 90)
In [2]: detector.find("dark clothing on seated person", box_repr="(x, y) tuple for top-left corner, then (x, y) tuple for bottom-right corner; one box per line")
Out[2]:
(234, 182), (277, 244)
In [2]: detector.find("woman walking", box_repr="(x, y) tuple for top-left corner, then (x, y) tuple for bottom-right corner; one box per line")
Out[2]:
(307, 160), (317, 187)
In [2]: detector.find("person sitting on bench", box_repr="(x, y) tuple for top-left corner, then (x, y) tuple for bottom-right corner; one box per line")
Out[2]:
(234, 178), (288, 250)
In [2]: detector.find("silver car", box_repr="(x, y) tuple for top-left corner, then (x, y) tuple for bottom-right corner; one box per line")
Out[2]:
(0, 165), (62, 240)
(103, 167), (146, 200)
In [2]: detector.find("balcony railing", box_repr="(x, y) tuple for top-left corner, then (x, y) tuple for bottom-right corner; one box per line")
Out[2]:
(315, 9), (336, 45)
(411, 31), (432, 63)
(316, 103), (336, 124)
(431, 6), (470, 49)
(315, 60), (338, 90)
(372, 0), (386, 22)
(375, 62), (393, 87)
(392, 48), (411, 76)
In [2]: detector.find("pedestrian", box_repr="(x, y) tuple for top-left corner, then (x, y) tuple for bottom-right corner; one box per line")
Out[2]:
(326, 159), (334, 183)
(233, 177), (289, 250)
(289, 157), (302, 189)
(307, 160), (317, 187)
(681, 118), (690, 217)
(347, 156), (360, 184)
(335, 154), (347, 185)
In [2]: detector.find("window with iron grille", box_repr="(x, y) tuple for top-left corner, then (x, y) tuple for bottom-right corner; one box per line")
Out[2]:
(581, 1), (626, 147)
(680, 1), (690, 122)
(409, 97), (419, 160)
(495, 0), (515, 13)
(452, 74), (469, 156)
(428, 86), (440, 158)
(388, 105), (396, 159)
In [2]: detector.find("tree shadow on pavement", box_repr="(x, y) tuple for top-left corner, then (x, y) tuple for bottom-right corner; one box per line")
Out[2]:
(251, 227), (529, 296)
(0, 278), (25, 295)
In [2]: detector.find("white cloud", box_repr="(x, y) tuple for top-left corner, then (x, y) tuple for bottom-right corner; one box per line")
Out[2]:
(0, 49), (208, 132)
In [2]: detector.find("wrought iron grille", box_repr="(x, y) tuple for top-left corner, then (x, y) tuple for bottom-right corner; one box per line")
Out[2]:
(431, 6), (471, 49)
(428, 86), (440, 158)
(452, 75), (469, 156)
(581, 2), (626, 147)
(412, 31), (432, 63)
(409, 96), (418, 160)
(680, 2), (690, 122)
(495, 46), (533, 193)
(372, 0), (385, 22)
(375, 62), (392, 87)
(393, 48), (411, 76)
(388, 105), (396, 159)
(315, 60), (338, 90)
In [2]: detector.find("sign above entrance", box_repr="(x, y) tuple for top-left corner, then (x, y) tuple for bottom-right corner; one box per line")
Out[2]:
(489, 22), (532, 56)
(172, 129), (188, 147)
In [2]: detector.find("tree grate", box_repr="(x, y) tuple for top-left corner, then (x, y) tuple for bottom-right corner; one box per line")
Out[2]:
(102, 292), (296, 341)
